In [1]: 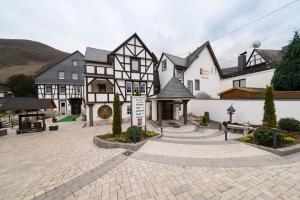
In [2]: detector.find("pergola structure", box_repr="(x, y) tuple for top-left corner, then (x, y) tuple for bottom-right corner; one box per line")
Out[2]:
(0, 97), (56, 133)
(149, 77), (194, 126)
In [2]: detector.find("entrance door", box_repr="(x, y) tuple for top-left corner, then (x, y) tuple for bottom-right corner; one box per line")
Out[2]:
(69, 98), (82, 115)
(162, 101), (173, 120)
(60, 101), (66, 115)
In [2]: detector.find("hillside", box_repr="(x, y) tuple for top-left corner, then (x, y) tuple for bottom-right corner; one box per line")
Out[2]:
(0, 39), (69, 81)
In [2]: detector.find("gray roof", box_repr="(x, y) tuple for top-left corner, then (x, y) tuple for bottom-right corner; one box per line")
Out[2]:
(222, 49), (284, 78)
(255, 49), (283, 64)
(85, 47), (111, 63)
(0, 97), (56, 111)
(156, 77), (194, 99)
(164, 53), (186, 67)
(0, 83), (11, 93)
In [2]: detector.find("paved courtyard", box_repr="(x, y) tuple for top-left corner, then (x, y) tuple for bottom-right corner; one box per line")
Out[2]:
(0, 122), (299, 200)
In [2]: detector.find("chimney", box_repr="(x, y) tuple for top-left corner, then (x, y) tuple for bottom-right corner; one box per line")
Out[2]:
(238, 51), (247, 71)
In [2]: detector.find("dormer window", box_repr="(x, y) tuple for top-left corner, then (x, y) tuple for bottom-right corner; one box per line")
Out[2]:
(131, 58), (140, 72)
(72, 73), (78, 80)
(58, 72), (65, 79)
(162, 59), (167, 71)
(72, 60), (79, 67)
(177, 70), (183, 80)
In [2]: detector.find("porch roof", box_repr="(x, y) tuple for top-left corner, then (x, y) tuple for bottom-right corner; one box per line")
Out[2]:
(151, 77), (194, 100)
(0, 97), (56, 111)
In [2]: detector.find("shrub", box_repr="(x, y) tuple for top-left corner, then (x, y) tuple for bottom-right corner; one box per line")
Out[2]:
(282, 136), (296, 144)
(200, 112), (210, 126)
(278, 118), (300, 132)
(126, 126), (142, 142)
(112, 94), (122, 135)
(241, 133), (254, 143)
(263, 85), (277, 128)
(253, 128), (283, 147)
(145, 130), (157, 137)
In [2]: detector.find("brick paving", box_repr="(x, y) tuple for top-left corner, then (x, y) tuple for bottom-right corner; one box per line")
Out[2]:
(1, 124), (300, 200)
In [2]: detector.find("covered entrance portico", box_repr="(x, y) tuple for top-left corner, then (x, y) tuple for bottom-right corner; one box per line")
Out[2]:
(149, 77), (194, 127)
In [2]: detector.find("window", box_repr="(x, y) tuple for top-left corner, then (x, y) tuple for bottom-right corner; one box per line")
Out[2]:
(76, 86), (81, 94)
(72, 73), (78, 80)
(127, 105), (131, 114)
(162, 59), (167, 71)
(45, 85), (52, 94)
(195, 79), (200, 90)
(177, 70), (183, 80)
(98, 84), (106, 93)
(126, 82), (132, 93)
(233, 79), (246, 88)
(131, 58), (140, 72)
(140, 82), (146, 93)
(58, 72), (65, 79)
(133, 82), (139, 93)
(187, 80), (193, 93)
(59, 86), (66, 94)
(72, 60), (78, 67)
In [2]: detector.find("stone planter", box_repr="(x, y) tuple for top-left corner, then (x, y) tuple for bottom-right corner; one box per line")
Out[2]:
(93, 134), (162, 151)
(245, 143), (300, 156)
(0, 129), (7, 137)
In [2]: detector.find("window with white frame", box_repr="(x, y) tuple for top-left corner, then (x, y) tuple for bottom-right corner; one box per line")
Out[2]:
(59, 85), (66, 94)
(140, 82), (146, 93)
(131, 58), (140, 72)
(133, 82), (139, 93)
(45, 85), (52, 94)
(72, 73), (78, 80)
(76, 86), (81, 94)
(72, 60), (79, 67)
(233, 79), (246, 88)
(127, 105), (131, 114)
(195, 79), (200, 90)
(187, 80), (193, 93)
(126, 82), (132, 93)
(58, 72), (65, 79)
(162, 59), (167, 71)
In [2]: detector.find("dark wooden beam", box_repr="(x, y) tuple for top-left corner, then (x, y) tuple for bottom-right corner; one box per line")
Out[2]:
(183, 100), (187, 125)
(88, 104), (94, 126)
(158, 101), (162, 126)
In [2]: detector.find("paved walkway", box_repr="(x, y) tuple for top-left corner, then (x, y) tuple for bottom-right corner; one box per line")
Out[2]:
(1, 124), (300, 200)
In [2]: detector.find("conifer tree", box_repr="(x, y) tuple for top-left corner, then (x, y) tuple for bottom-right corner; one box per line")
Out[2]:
(112, 94), (121, 135)
(263, 85), (277, 127)
(272, 32), (300, 90)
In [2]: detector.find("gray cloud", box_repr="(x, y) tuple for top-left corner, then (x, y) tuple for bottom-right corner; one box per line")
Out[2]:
(0, 0), (299, 67)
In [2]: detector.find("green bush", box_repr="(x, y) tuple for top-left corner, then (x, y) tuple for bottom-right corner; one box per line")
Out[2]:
(145, 130), (157, 137)
(253, 128), (283, 147)
(112, 94), (122, 135)
(278, 118), (300, 132)
(282, 136), (296, 144)
(200, 112), (210, 126)
(241, 133), (254, 143)
(126, 126), (142, 142)
(263, 85), (277, 128)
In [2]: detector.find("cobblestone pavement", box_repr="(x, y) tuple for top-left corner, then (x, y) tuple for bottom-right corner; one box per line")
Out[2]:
(0, 122), (129, 200)
(1, 124), (300, 200)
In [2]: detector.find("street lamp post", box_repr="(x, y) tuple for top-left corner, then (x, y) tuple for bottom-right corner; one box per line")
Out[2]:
(227, 104), (235, 123)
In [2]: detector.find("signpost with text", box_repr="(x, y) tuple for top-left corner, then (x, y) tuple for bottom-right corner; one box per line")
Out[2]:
(131, 96), (146, 127)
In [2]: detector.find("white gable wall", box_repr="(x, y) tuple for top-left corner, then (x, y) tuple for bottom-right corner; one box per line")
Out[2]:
(158, 54), (175, 89)
(220, 69), (275, 92)
(184, 47), (221, 98)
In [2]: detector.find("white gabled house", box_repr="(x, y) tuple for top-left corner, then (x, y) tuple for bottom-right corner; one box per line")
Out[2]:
(84, 33), (158, 126)
(150, 41), (223, 125)
(35, 51), (85, 115)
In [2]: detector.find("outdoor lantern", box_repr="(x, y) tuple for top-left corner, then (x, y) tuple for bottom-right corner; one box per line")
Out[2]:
(227, 104), (235, 123)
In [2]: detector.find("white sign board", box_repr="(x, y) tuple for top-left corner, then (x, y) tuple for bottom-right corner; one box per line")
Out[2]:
(131, 96), (146, 127)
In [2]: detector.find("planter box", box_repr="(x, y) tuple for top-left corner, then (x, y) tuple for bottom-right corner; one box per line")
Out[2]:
(93, 134), (162, 151)
(246, 143), (300, 156)
(0, 129), (7, 137)
(49, 125), (58, 131)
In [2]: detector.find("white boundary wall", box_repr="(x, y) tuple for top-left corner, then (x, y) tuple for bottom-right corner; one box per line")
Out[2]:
(188, 99), (300, 125)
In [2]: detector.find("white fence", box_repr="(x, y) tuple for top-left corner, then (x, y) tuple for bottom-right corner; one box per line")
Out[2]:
(188, 99), (300, 125)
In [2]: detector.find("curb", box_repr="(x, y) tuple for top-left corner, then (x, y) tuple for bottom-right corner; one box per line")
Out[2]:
(245, 142), (300, 156)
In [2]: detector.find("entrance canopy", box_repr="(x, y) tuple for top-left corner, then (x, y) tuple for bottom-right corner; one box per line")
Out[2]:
(0, 97), (56, 111)
(149, 77), (194, 100)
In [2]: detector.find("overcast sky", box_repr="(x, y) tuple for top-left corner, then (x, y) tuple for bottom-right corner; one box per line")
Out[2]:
(1, 0), (300, 67)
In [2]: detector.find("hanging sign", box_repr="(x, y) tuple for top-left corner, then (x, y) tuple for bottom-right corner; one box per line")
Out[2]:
(131, 96), (146, 127)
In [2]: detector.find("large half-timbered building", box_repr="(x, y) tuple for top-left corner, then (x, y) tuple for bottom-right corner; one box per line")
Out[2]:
(35, 51), (85, 115)
(84, 33), (158, 126)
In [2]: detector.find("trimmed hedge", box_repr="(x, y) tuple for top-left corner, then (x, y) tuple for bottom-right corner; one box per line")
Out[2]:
(278, 118), (300, 132)
(253, 128), (282, 147)
(126, 126), (142, 142)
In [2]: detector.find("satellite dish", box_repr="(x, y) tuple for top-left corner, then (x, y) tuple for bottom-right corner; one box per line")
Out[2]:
(251, 40), (261, 49)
